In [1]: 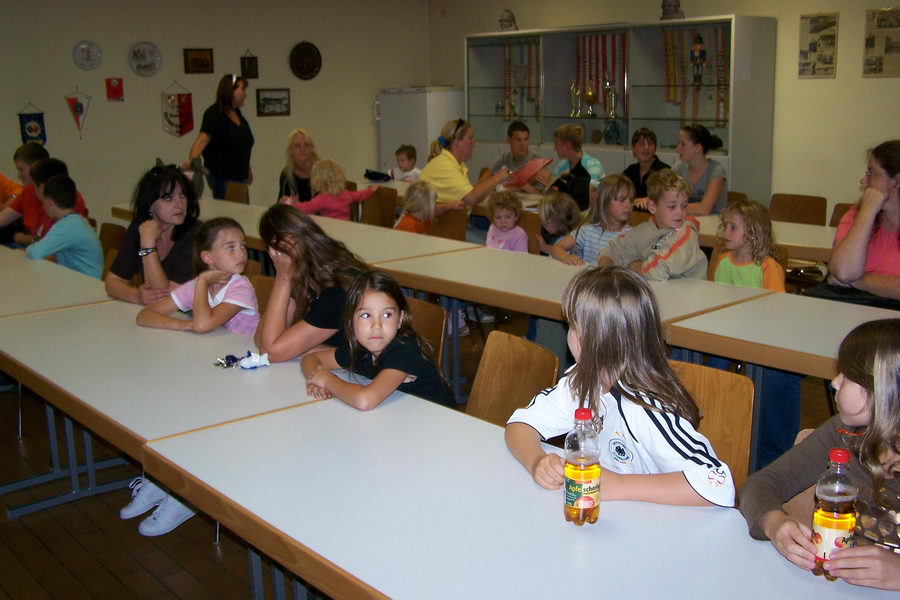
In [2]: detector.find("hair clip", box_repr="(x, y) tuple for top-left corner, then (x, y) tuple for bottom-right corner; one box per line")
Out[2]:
(437, 135), (447, 147)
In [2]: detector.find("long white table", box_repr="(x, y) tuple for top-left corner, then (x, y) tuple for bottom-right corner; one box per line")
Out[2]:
(695, 214), (836, 262)
(0, 245), (111, 319)
(143, 395), (889, 600)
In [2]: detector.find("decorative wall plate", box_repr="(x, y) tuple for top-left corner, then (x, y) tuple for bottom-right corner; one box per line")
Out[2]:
(289, 42), (322, 80)
(73, 40), (102, 71)
(128, 41), (162, 77)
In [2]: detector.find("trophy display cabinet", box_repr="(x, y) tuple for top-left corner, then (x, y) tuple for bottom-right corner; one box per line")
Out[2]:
(465, 15), (776, 204)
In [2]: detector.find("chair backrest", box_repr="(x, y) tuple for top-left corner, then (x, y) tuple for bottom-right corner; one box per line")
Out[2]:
(406, 296), (446, 367)
(727, 190), (748, 206)
(707, 244), (789, 281)
(224, 182), (250, 204)
(519, 211), (541, 255)
(668, 360), (755, 490)
(250, 275), (275, 314)
(829, 202), (854, 227)
(629, 210), (653, 227)
(769, 193), (827, 226)
(98, 222), (127, 260)
(243, 258), (262, 279)
(466, 330), (559, 427)
(428, 207), (468, 240)
(87, 217), (98, 231)
(360, 187), (398, 228)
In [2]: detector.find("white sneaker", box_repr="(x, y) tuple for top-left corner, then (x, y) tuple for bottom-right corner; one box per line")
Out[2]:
(138, 495), (196, 536)
(120, 477), (167, 520)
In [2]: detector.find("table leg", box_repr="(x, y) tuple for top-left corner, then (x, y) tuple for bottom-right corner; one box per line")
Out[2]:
(248, 548), (264, 600)
(291, 578), (309, 599)
(272, 564), (286, 600)
(745, 363), (765, 475)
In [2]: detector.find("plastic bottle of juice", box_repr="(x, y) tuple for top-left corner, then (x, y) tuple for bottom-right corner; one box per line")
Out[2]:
(810, 447), (859, 580)
(564, 408), (601, 526)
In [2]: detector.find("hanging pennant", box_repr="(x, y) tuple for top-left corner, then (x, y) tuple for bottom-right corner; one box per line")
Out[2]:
(65, 89), (91, 138)
(18, 103), (47, 145)
(241, 49), (258, 79)
(160, 81), (194, 137)
(106, 77), (124, 101)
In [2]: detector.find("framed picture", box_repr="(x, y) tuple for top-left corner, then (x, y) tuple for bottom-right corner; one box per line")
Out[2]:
(241, 55), (258, 79)
(256, 88), (291, 117)
(864, 7), (900, 77)
(183, 48), (214, 74)
(798, 13), (838, 78)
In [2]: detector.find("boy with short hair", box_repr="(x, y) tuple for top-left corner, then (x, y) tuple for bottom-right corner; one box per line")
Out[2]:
(0, 142), (49, 244)
(25, 174), (103, 279)
(388, 144), (421, 182)
(597, 169), (707, 280)
(537, 124), (605, 210)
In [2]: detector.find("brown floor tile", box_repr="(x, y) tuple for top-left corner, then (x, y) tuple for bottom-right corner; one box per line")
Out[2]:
(76, 566), (139, 597)
(135, 549), (182, 579)
(159, 569), (208, 599)
(118, 570), (169, 599)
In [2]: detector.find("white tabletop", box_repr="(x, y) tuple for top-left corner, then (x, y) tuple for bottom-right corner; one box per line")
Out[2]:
(143, 395), (887, 600)
(0, 301), (316, 459)
(668, 292), (899, 379)
(377, 248), (769, 323)
(695, 215), (836, 262)
(0, 245), (111, 318)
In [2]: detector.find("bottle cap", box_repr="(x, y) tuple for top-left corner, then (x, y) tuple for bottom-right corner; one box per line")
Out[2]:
(574, 408), (593, 421)
(828, 447), (850, 464)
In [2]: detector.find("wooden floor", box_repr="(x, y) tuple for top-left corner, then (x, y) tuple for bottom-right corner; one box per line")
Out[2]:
(0, 317), (834, 599)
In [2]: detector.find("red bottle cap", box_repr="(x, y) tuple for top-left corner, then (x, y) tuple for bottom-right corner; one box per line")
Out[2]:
(828, 448), (850, 463)
(575, 408), (593, 421)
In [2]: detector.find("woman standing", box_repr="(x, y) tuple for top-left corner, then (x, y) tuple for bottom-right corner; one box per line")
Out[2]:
(278, 128), (319, 203)
(254, 204), (367, 363)
(184, 74), (254, 200)
(105, 165), (201, 304)
(673, 124), (727, 215)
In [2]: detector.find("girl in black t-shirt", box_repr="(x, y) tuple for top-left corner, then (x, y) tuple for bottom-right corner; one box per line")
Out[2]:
(255, 204), (366, 362)
(301, 270), (455, 409)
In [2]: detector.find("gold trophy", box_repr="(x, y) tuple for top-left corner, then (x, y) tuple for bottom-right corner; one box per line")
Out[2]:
(583, 80), (598, 118)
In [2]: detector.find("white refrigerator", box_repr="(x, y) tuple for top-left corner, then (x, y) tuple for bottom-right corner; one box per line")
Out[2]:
(375, 87), (464, 174)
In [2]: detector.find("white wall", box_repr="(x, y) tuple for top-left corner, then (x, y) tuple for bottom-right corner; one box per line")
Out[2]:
(0, 0), (429, 224)
(428, 0), (900, 215)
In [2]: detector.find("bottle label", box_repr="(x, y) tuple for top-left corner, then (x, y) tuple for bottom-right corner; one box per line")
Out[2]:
(812, 518), (855, 562)
(564, 471), (600, 509)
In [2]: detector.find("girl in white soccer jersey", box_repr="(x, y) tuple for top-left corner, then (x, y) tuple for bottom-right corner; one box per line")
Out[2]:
(505, 266), (735, 507)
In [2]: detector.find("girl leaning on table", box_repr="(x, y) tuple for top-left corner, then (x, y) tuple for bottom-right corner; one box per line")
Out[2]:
(506, 266), (735, 507)
(301, 269), (455, 409)
(255, 204), (367, 362)
(105, 165), (201, 305)
(739, 319), (900, 591)
(136, 217), (259, 335)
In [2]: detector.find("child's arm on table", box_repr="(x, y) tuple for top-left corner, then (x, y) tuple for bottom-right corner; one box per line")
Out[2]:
(600, 470), (714, 506)
(549, 234), (584, 266)
(827, 545), (900, 590)
(505, 423), (565, 489)
(190, 270), (242, 333)
(754, 510), (816, 570)
(136, 296), (193, 331)
(301, 349), (407, 410)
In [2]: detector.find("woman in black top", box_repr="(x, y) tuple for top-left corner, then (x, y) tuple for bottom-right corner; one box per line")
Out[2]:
(184, 74), (254, 200)
(255, 204), (367, 362)
(105, 165), (201, 304)
(623, 128), (669, 206)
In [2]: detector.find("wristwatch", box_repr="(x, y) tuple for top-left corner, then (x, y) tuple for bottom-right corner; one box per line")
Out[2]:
(138, 247), (157, 257)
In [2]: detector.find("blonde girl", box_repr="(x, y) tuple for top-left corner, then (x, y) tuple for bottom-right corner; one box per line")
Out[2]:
(394, 181), (463, 234)
(278, 128), (319, 203)
(740, 319), (900, 591)
(301, 270), (455, 409)
(550, 174), (634, 266)
(712, 198), (785, 292)
(137, 217), (258, 335)
(284, 159), (377, 222)
(506, 266), (735, 507)
(536, 191), (580, 254)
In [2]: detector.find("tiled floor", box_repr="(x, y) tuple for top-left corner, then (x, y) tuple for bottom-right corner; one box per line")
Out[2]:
(0, 317), (833, 599)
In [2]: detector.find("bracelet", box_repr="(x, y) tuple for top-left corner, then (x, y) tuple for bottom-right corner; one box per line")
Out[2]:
(138, 247), (157, 257)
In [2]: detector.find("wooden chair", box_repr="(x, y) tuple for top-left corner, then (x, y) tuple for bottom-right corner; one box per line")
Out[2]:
(706, 244), (789, 282)
(727, 190), (748, 205)
(98, 222), (127, 259)
(224, 182), (250, 204)
(87, 217), (98, 230)
(629, 210), (653, 227)
(769, 194), (827, 226)
(829, 202), (854, 227)
(243, 258), (262, 279)
(519, 211), (541, 255)
(466, 330), (559, 427)
(359, 187), (398, 228)
(669, 360), (755, 490)
(428, 207), (468, 241)
(250, 275), (275, 313)
(407, 296), (446, 367)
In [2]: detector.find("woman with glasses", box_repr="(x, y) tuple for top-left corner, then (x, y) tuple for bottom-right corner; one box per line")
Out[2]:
(183, 74), (254, 200)
(105, 165), (201, 304)
(278, 128), (319, 204)
(420, 118), (509, 208)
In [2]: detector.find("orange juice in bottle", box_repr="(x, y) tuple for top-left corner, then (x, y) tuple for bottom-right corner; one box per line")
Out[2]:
(564, 408), (600, 526)
(810, 448), (859, 580)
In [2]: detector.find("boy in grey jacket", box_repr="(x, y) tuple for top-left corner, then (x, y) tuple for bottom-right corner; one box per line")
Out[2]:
(598, 169), (707, 280)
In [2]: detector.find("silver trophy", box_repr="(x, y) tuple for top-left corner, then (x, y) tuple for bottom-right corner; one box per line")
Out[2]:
(602, 75), (617, 119)
(568, 80), (582, 117)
